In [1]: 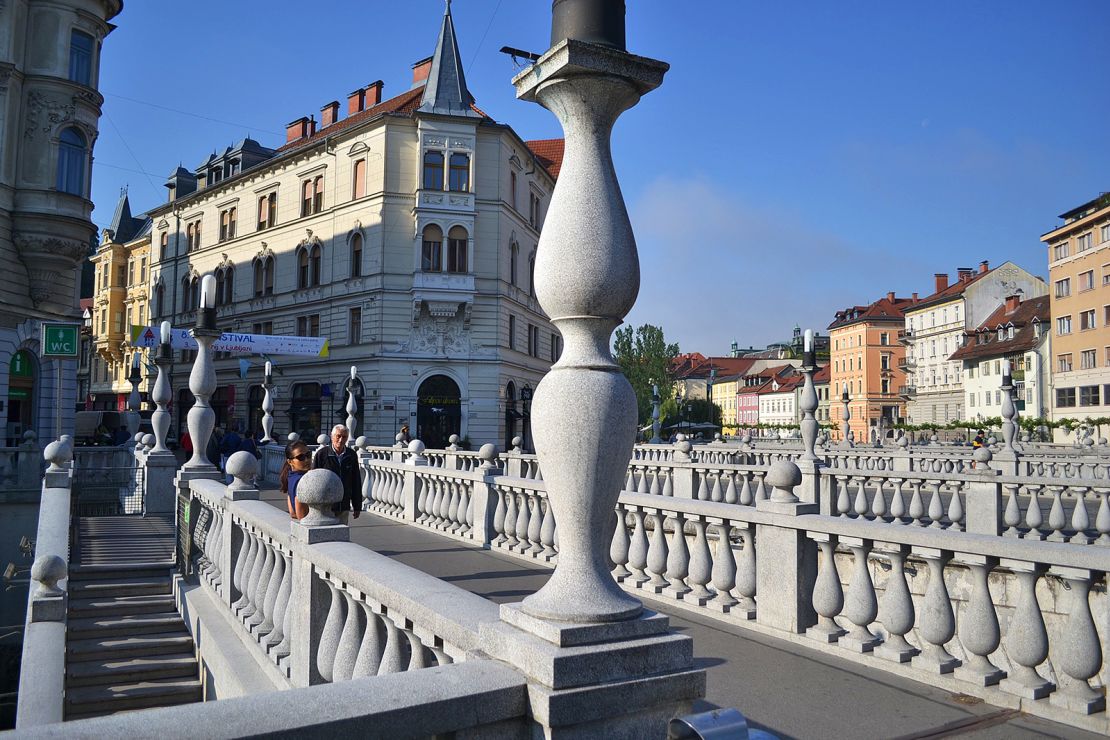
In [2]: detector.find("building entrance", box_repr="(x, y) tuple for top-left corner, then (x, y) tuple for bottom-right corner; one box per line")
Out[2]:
(6, 350), (36, 445)
(417, 375), (461, 449)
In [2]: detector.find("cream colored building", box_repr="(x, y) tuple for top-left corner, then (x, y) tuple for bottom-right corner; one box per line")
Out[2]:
(0, 0), (121, 443)
(1042, 193), (1110, 429)
(147, 5), (559, 449)
(710, 375), (741, 432)
(902, 261), (1045, 426)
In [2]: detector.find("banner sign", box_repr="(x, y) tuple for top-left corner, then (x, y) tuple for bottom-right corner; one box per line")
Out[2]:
(130, 325), (329, 357)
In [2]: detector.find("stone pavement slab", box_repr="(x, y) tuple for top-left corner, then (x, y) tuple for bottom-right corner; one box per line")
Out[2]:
(260, 490), (1101, 740)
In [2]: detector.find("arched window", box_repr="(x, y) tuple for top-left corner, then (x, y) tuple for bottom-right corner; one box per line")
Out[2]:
(264, 256), (275, 295)
(421, 225), (442, 272)
(181, 277), (191, 311)
(528, 253), (536, 297)
(350, 233), (363, 278)
(510, 242), (518, 285)
(216, 269), (226, 306)
(449, 153), (470, 192)
(57, 127), (87, 195)
(191, 277), (200, 310)
(298, 248), (310, 289)
(423, 151), (444, 191)
(217, 266), (234, 305)
(155, 283), (165, 317)
(313, 176), (324, 213)
(69, 30), (94, 85)
(447, 226), (467, 273)
(310, 244), (322, 287)
(253, 259), (264, 297)
(186, 223), (195, 252)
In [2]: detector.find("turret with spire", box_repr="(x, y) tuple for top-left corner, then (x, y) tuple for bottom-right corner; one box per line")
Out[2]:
(418, 0), (479, 118)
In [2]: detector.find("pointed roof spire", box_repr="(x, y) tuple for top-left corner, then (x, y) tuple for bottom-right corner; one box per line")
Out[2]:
(418, 0), (479, 117)
(107, 188), (137, 243)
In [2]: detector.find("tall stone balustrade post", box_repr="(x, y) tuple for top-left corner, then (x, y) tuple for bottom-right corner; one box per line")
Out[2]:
(288, 468), (348, 688)
(146, 322), (179, 514)
(391, 433), (404, 462)
(995, 362), (1020, 475)
(470, 444), (502, 545)
(479, 9), (704, 736)
(345, 366), (358, 440)
(402, 439), (427, 522)
(260, 361), (275, 444)
(125, 351), (142, 438)
(669, 436), (696, 499)
(964, 447), (1003, 536)
(504, 436), (524, 478)
(756, 460), (818, 633)
(797, 335), (826, 510)
(445, 433), (460, 470)
(841, 388), (854, 448)
(650, 383), (662, 444)
(891, 434), (912, 472)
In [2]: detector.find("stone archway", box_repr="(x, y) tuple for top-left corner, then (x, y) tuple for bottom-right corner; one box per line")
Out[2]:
(416, 375), (461, 449)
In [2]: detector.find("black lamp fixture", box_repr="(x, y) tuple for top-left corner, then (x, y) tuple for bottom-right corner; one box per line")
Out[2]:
(551, 0), (626, 51)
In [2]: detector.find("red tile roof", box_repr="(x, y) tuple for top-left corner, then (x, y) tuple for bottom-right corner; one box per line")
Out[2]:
(828, 295), (919, 330)
(277, 86), (427, 154)
(910, 269), (992, 311)
(525, 138), (565, 180)
(812, 364), (831, 383)
(948, 295), (1050, 363)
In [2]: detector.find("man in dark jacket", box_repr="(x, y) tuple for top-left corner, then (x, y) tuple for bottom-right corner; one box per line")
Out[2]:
(311, 424), (361, 523)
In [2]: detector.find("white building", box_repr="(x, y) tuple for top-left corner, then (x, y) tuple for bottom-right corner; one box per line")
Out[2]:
(950, 295), (1051, 422)
(146, 5), (560, 449)
(0, 0), (121, 443)
(901, 261), (1046, 425)
(757, 374), (803, 428)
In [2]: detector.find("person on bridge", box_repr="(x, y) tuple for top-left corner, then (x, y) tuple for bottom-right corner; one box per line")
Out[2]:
(281, 440), (311, 520)
(312, 424), (361, 524)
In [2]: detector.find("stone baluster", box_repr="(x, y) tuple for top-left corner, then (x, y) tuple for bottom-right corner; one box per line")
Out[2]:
(151, 327), (173, 454)
(438, 479), (453, 528)
(754, 475), (768, 501)
(492, 488), (507, 545)
(874, 543), (916, 663)
(627, 507), (649, 586)
(695, 473), (708, 501)
(404, 624), (430, 671)
(526, 493), (543, 555)
(240, 533), (266, 619)
(352, 602), (384, 678)
(1048, 567), (1105, 714)
(377, 611), (406, 675)
(684, 516), (712, 604)
(233, 531), (257, 615)
(733, 524), (756, 619)
(871, 480), (887, 519)
(539, 497), (557, 560)
(908, 480), (925, 525)
(260, 372), (275, 444)
(247, 540), (275, 630)
(503, 490), (518, 548)
(839, 537), (880, 652)
(927, 480), (944, 528)
(1024, 485), (1045, 539)
(636, 469), (650, 494)
(263, 553), (292, 652)
(998, 561), (1053, 699)
(888, 478), (905, 521)
(231, 525), (250, 607)
(1068, 488), (1091, 544)
(1002, 483), (1022, 536)
(852, 477), (868, 518)
(946, 481), (964, 530)
(644, 511), (669, 592)
(185, 274), (219, 471)
(953, 555), (1003, 686)
(345, 366), (359, 440)
(739, 473), (753, 505)
(723, 473), (738, 504)
(807, 534), (844, 643)
(316, 577), (345, 682)
(835, 476), (850, 516)
(1046, 486), (1067, 542)
(663, 512), (690, 599)
(911, 548), (958, 674)
(416, 477), (430, 524)
(456, 482), (471, 535)
(610, 506), (631, 579)
(332, 590), (363, 683)
(1096, 488), (1110, 545)
(513, 493), (530, 553)
(259, 546), (285, 636)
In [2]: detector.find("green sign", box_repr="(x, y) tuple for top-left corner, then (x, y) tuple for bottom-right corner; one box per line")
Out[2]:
(41, 323), (80, 359)
(9, 350), (33, 378)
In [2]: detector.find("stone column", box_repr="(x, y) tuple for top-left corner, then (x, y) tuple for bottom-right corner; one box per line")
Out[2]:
(126, 353), (142, 437)
(185, 276), (219, 472)
(402, 439), (427, 521)
(146, 330), (179, 514)
(345, 366), (358, 440)
(261, 362), (275, 444)
(650, 383), (662, 444)
(288, 468), (348, 688)
(963, 447), (1003, 536)
(756, 461), (818, 633)
(470, 443), (502, 545)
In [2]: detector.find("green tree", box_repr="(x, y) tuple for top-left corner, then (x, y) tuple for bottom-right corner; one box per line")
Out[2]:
(613, 323), (680, 424)
(661, 397), (721, 429)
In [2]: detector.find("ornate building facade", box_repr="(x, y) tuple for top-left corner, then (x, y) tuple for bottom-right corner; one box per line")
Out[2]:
(147, 5), (560, 448)
(0, 0), (121, 443)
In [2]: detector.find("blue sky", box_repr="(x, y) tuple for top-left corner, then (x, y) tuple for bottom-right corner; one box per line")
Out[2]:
(91, 1), (1110, 355)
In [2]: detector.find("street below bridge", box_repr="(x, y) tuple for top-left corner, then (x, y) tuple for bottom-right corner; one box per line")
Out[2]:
(257, 488), (1100, 740)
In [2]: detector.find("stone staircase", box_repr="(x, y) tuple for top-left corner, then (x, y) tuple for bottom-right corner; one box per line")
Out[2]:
(64, 517), (201, 720)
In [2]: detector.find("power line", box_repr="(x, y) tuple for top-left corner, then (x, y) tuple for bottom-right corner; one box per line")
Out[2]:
(96, 161), (164, 179)
(102, 110), (161, 199)
(103, 91), (282, 137)
(469, 0), (504, 69)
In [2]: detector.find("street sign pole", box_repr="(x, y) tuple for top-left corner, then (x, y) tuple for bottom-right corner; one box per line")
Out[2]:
(41, 322), (81, 439)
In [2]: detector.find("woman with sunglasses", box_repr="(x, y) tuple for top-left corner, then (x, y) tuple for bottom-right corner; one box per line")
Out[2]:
(280, 441), (311, 520)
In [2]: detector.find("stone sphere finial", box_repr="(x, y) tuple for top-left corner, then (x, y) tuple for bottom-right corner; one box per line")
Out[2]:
(987, 435), (997, 446)
(740, 432), (752, 446)
(766, 460), (802, 504)
(317, 433), (328, 446)
(973, 446), (993, 471)
(896, 434), (909, 449)
(395, 432), (404, 448)
(675, 433), (686, 442)
(447, 433), (460, 451)
(478, 443), (498, 468)
(713, 432), (722, 442)
(1083, 436), (1095, 447)
(31, 554), (66, 598)
(511, 436), (523, 453)
(408, 439), (426, 455)
(226, 451), (259, 491)
(23, 430), (37, 443)
(354, 435), (368, 449)
(296, 469), (344, 526)
(142, 433), (155, 449)
(134, 432), (144, 443)
(287, 432), (300, 444)
(43, 440), (72, 471)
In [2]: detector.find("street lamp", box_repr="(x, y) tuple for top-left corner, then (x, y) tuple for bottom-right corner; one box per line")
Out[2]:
(521, 385), (533, 452)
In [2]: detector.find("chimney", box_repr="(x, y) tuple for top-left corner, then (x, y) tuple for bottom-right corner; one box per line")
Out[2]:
(912, 292), (918, 301)
(365, 80), (384, 107)
(320, 101), (339, 127)
(886, 291), (895, 302)
(1005, 294), (1021, 313)
(957, 267), (973, 282)
(934, 273), (949, 293)
(347, 87), (366, 115)
(412, 56), (433, 87)
(307, 115), (317, 137)
(285, 116), (310, 143)
(979, 260), (990, 274)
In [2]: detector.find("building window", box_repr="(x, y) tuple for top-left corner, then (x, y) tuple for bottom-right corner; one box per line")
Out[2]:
(258, 192), (277, 230)
(527, 324), (539, 357)
(349, 307), (362, 345)
(69, 30), (94, 85)
(1081, 349), (1097, 369)
(1057, 316), (1072, 335)
(263, 256), (274, 295)
(1080, 270), (1094, 291)
(219, 207), (237, 241)
(550, 332), (562, 362)
(1078, 233), (1093, 252)
(310, 244), (322, 286)
(254, 256), (275, 297)
(881, 378), (890, 394)
(880, 354), (890, 370)
(127, 260), (135, 286)
(352, 158), (366, 199)
(215, 265), (234, 306)
(155, 283), (165, 317)
(1080, 385), (1100, 406)
(252, 321), (273, 336)
(1056, 387), (1076, 408)
(510, 242), (518, 285)
(510, 170), (517, 209)
(879, 333), (888, 346)
(350, 233), (363, 278)
(1055, 278), (1071, 298)
(423, 151), (444, 190)
(1058, 353), (1073, 373)
(528, 193), (538, 228)
(140, 257), (147, 282)
(1102, 224), (1110, 243)
(449, 152), (470, 192)
(298, 248), (310, 289)
(421, 225), (443, 272)
(1080, 309), (1096, 331)
(57, 127), (87, 195)
(508, 315), (516, 351)
(297, 314), (320, 337)
(447, 226), (467, 273)
(160, 232), (169, 260)
(528, 254), (536, 297)
(1053, 242), (1069, 261)
(313, 176), (324, 213)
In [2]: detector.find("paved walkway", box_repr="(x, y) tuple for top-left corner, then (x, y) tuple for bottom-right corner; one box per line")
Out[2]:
(257, 490), (1098, 740)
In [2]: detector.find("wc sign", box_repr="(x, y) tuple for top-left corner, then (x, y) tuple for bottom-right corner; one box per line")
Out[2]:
(41, 323), (80, 359)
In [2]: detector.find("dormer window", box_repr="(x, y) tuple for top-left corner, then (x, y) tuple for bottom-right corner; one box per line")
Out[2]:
(1007, 325), (1014, 340)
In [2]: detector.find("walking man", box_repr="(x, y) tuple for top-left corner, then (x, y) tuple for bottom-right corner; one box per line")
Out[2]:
(312, 424), (361, 524)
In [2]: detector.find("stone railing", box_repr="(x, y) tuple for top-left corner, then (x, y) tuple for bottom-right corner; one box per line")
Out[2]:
(0, 432), (45, 489)
(358, 446), (1108, 733)
(16, 440), (74, 729)
(71, 445), (142, 516)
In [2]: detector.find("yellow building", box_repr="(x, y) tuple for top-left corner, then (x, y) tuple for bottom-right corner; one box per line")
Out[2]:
(1042, 192), (1110, 426)
(711, 375), (742, 434)
(89, 193), (152, 411)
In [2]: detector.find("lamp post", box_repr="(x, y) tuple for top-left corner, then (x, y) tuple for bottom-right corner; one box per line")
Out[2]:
(185, 274), (219, 470)
(260, 360), (275, 444)
(841, 386), (854, 448)
(345, 366), (359, 441)
(521, 385), (533, 453)
(1000, 358), (1018, 454)
(126, 350), (142, 438)
(799, 329), (819, 461)
(150, 321), (173, 454)
(650, 382), (662, 444)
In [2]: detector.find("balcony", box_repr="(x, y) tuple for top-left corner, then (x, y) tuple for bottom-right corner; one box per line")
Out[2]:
(899, 385), (916, 399)
(898, 357), (915, 371)
(897, 329), (914, 345)
(416, 188), (475, 212)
